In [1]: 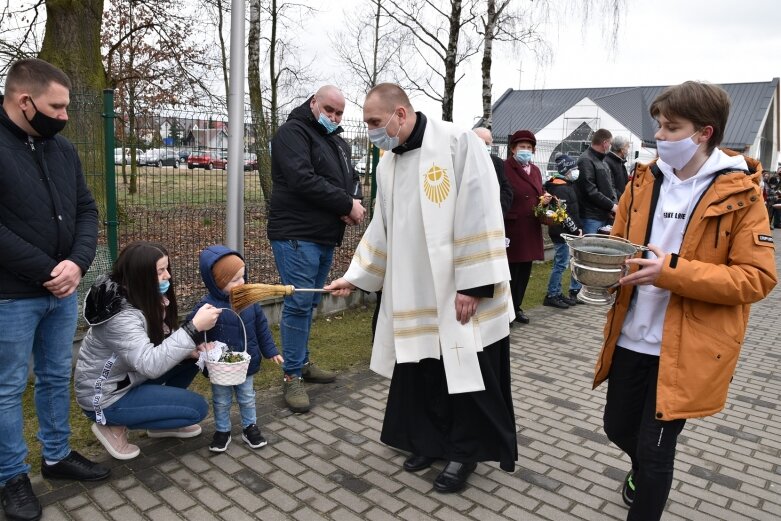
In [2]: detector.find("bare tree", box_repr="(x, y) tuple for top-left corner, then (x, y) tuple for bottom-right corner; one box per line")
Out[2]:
(380, 0), (482, 122)
(37, 0), (107, 205)
(102, 0), (214, 193)
(478, 0), (548, 129)
(0, 1), (46, 73)
(332, 0), (410, 106)
(479, 0), (625, 129)
(248, 0), (272, 202)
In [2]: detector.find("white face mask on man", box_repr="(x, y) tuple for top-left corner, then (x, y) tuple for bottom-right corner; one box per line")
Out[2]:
(657, 132), (699, 170)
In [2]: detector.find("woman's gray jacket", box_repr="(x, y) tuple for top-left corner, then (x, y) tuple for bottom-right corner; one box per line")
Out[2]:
(74, 275), (196, 413)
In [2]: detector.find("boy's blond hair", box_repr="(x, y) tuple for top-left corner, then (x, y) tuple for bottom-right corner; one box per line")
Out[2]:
(650, 81), (730, 153)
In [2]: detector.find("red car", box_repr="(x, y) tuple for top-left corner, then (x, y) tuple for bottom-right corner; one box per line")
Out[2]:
(187, 150), (225, 170)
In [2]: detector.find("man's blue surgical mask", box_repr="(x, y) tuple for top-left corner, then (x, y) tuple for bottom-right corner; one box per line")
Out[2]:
(159, 280), (170, 294)
(315, 100), (339, 134)
(515, 150), (533, 164)
(368, 113), (401, 151)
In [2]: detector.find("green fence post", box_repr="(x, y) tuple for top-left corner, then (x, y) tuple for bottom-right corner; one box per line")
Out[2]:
(102, 89), (119, 262)
(369, 144), (379, 218)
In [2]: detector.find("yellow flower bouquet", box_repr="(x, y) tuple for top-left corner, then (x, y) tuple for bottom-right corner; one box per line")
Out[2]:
(533, 195), (568, 226)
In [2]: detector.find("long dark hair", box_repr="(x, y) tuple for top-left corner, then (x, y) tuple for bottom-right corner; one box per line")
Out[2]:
(111, 241), (178, 344)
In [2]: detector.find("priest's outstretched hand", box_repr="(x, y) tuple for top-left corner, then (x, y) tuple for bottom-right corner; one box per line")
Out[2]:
(324, 278), (356, 298)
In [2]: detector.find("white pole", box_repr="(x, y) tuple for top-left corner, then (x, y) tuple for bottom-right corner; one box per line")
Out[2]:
(226, 0), (246, 254)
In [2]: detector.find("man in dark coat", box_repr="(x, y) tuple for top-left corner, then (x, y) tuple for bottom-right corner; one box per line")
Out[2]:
(0, 58), (109, 521)
(473, 127), (513, 214)
(577, 128), (618, 234)
(267, 85), (366, 413)
(605, 135), (630, 199)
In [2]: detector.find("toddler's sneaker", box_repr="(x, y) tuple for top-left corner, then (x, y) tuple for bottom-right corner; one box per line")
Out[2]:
(209, 431), (231, 452)
(242, 424), (268, 449)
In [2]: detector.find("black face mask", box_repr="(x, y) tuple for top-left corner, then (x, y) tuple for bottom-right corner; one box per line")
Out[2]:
(24, 98), (67, 138)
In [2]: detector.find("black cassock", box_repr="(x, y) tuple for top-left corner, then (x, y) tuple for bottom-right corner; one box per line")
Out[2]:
(380, 336), (517, 472)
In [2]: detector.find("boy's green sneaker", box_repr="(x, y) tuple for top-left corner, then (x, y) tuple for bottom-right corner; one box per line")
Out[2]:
(283, 375), (310, 413)
(301, 362), (336, 383)
(622, 470), (636, 506)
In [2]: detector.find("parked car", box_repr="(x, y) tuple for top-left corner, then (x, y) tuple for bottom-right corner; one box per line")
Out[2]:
(354, 155), (369, 176)
(114, 147), (143, 165)
(187, 150), (220, 170)
(243, 152), (258, 171)
(212, 151), (228, 170)
(141, 148), (180, 167)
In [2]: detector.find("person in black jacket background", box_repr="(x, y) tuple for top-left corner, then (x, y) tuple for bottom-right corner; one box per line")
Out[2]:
(543, 154), (583, 308)
(0, 58), (108, 521)
(576, 128), (618, 234)
(605, 135), (630, 199)
(267, 85), (365, 413)
(473, 127), (513, 214)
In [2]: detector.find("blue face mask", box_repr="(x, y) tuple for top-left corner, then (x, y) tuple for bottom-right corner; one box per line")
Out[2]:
(159, 280), (170, 294)
(368, 112), (401, 151)
(515, 150), (533, 164)
(315, 100), (338, 134)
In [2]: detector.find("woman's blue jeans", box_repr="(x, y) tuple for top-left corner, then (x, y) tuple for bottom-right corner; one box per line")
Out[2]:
(212, 377), (256, 432)
(83, 361), (207, 430)
(0, 293), (78, 485)
(270, 240), (334, 377)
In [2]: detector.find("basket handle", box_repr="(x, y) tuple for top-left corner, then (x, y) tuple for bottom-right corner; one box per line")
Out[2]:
(202, 307), (248, 354)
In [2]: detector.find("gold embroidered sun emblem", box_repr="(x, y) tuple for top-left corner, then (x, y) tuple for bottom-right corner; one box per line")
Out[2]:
(423, 164), (450, 205)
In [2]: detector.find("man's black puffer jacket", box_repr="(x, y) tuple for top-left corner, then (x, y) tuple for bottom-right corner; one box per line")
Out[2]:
(0, 103), (98, 298)
(267, 97), (361, 246)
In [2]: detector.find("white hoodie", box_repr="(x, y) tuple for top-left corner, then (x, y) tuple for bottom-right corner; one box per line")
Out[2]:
(617, 149), (749, 356)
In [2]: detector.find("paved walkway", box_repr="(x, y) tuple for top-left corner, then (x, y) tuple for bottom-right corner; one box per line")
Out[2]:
(15, 230), (781, 520)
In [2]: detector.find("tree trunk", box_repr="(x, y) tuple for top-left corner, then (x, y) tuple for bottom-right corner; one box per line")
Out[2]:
(217, 0), (230, 100)
(441, 0), (463, 122)
(39, 0), (107, 207)
(481, 0), (496, 129)
(269, 0), (279, 132)
(248, 0), (272, 203)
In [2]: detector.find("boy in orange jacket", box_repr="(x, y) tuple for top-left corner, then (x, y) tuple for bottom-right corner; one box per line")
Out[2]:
(594, 81), (777, 521)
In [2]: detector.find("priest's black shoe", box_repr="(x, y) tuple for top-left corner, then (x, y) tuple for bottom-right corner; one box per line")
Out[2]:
(433, 461), (477, 493)
(1, 473), (42, 521)
(514, 310), (530, 324)
(403, 454), (436, 472)
(40, 451), (110, 482)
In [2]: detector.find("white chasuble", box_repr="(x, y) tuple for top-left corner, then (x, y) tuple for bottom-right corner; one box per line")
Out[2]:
(344, 118), (513, 394)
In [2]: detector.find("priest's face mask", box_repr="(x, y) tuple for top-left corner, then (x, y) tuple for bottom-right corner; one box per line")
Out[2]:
(365, 100), (406, 151)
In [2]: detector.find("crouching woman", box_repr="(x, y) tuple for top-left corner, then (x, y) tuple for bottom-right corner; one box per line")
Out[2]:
(74, 241), (222, 460)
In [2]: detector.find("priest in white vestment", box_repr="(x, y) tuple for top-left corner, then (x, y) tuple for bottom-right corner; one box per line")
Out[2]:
(326, 84), (518, 493)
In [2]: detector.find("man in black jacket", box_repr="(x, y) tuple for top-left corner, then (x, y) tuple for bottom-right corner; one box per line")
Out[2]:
(576, 128), (618, 235)
(268, 85), (365, 413)
(0, 58), (108, 521)
(605, 135), (630, 199)
(473, 127), (513, 214)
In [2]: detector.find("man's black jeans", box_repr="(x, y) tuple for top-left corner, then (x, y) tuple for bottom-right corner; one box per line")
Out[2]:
(603, 347), (686, 521)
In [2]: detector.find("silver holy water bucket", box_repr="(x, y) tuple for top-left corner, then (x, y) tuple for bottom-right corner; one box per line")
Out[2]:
(561, 234), (648, 305)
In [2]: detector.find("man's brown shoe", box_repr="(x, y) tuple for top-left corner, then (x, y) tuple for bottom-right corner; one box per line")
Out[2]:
(301, 362), (336, 383)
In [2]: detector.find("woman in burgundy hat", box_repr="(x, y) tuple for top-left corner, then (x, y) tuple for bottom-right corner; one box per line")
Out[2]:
(503, 130), (551, 324)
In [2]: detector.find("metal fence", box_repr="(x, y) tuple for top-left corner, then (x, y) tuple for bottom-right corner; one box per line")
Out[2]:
(69, 91), (372, 313)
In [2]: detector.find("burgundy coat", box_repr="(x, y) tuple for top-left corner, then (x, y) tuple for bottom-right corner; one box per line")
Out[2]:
(503, 158), (545, 262)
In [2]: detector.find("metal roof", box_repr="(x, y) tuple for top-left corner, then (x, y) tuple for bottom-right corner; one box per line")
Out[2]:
(485, 79), (779, 150)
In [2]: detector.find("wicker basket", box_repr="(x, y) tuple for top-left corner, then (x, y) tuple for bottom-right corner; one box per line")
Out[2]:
(205, 308), (250, 386)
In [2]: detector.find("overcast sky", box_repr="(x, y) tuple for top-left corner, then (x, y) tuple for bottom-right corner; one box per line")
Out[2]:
(311, 0), (781, 129)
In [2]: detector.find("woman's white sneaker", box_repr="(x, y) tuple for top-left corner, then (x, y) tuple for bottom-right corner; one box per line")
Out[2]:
(147, 424), (202, 438)
(91, 423), (140, 460)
